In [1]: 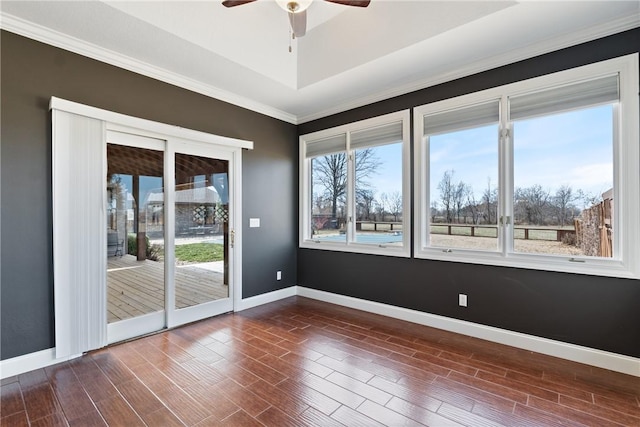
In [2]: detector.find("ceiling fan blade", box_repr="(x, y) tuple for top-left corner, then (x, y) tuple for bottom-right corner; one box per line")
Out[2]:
(324, 0), (370, 7)
(221, 0), (257, 7)
(289, 10), (307, 38)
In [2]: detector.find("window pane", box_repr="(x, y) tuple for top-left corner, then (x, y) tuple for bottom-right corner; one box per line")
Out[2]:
(355, 142), (402, 246)
(512, 104), (614, 257)
(174, 153), (230, 308)
(106, 144), (164, 324)
(311, 154), (347, 242)
(428, 124), (499, 251)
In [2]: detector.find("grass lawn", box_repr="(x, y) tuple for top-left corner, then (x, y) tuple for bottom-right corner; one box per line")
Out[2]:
(430, 225), (497, 238)
(175, 243), (224, 263)
(430, 224), (574, 241)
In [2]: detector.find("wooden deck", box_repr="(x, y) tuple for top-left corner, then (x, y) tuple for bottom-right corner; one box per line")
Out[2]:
(107, 255), (227, 323)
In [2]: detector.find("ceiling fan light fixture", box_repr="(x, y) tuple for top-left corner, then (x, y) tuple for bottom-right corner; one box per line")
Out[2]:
(276, 0), (312, 13)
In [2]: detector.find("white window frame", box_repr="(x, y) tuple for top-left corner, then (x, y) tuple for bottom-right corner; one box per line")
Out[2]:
(300, 110), (411, 257)
(414, 54), (640, 279)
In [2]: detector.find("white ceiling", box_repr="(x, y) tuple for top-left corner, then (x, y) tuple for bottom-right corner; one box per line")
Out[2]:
(1, 1), (638, 124)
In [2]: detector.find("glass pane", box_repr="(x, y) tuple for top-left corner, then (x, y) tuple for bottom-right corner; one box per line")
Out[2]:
(106, 144), (164, 324)
(512, 104), (614, 257)
(310, 154), (347, 243)
(174, 153), (229, 309)
(354, 142), (403, 246)
(428, 124), (499, 251)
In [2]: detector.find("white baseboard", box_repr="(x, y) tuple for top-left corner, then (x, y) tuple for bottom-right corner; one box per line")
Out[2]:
(235, 286), (297, 312)
(0, 348), (82, 379)
(297, 286), (640, 377)
(3, 285), (637, 378)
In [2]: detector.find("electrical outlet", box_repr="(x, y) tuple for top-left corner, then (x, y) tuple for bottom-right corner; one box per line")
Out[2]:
(276, 270), (282, 281)
(459, 294), (468, 307)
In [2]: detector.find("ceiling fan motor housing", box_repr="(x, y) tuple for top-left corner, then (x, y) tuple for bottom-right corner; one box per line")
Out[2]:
(277, 0), (312, 13)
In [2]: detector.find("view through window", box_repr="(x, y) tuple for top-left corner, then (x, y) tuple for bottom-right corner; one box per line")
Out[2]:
(415, 55), (640, 278)
(302, 111), (410, 256)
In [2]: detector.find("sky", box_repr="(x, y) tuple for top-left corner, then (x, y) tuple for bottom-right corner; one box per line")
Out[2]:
(362, 142), (403, 198)
(343, 103), (614, 213)
(428, 104), (613, 210)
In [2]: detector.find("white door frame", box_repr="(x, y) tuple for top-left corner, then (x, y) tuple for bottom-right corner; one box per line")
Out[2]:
(166, 136), (238, 328)
(51, 97), (252, 354)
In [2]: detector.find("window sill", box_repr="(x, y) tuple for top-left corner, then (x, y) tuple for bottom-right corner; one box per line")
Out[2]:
(414, 247), (639, 279)
(300, 240), (411, 258)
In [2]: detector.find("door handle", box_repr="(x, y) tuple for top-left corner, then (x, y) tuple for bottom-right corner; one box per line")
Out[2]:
(230, 229), (235, 248)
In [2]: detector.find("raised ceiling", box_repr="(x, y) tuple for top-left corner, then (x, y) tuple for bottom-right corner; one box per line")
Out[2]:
(1, 1), (638, 124)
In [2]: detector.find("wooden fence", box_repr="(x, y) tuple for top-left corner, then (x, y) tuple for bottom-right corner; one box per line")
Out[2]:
(357, 221), (403, 231)
(357, 221), (578, 242)
(575, 197), (612, 257)
(429, 224), (575, 242)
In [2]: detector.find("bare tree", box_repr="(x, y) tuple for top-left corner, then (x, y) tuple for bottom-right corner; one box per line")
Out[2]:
(374, 199), (385, 221)
(389, 191), (403, 222)
(378, 193), (390, 221)
(465, 187), (482, 224)
(515, 184), (550, 225)
(553, 184), (577, 227)
(482, 177), (498, 224)
(312, 154), (347, 220)
(453, 181), (468, 223)
(430, 200), (439, 223)
(356, 189), (375, 221)
(312, 150), (380, 221)
(438, 170), (456, 223)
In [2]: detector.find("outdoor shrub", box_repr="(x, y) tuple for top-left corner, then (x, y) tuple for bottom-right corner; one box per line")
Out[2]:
(127, 233), (160, 261)
(127, 234), (137, 255)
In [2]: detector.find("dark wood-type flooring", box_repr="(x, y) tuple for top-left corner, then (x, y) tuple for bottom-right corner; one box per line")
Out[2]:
(2, 296), (639, 426)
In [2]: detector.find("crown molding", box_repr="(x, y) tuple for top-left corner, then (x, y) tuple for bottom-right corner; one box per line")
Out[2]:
(0, 12), (298, 125)
(2, 11), (637, 126)
(297, 15), (640, 124)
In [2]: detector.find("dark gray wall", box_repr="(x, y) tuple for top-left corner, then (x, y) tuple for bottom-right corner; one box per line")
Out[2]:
(2, 28), (639, 362)
(0, 31), (297, 360)
(298, 28), (640, 358)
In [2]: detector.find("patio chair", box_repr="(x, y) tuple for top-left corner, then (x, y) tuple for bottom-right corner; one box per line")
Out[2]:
(107, 232), (124, 257)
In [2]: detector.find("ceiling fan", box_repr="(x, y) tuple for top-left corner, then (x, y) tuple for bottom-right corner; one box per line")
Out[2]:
(222, 0), (370, 39)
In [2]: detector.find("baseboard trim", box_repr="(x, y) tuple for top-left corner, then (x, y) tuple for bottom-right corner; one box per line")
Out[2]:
(3, 286), (637, 378)
(235, 286), (297, 312)
(296, 286), (640, 377)
(0, 348), (83, 379)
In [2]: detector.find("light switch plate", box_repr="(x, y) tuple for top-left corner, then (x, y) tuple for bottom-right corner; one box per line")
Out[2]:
(459, 294), (468, 307)
(249, 218), (260, 228)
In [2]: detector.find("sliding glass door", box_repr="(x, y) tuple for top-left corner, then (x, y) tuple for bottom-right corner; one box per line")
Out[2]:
(168, 146), (234, 327)
(106, 132), (235, 343)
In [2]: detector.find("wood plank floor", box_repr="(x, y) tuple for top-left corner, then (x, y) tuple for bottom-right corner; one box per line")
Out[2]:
(107, 255), (227, 323)
(2, 297), (638, 426)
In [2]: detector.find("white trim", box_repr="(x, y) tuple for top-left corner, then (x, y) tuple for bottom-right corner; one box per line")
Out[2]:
(0, 13), (297, 125)
(296, 286), (640, 378)
(51, 98), (251, 349)
(4, 286), (638, 378)
(108, 312), (165, 345)
(235, 286), (298, 312)
(0, 349), (81, 379)
(232, 149), (245, 313)
(413, 54), (640, 279)
(299, 110), (411, 258)
(2, 12), (637, 125)
(297, 15), (640, 124)
(165, 138), (237, 328)
(51, 97), (254, 150)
